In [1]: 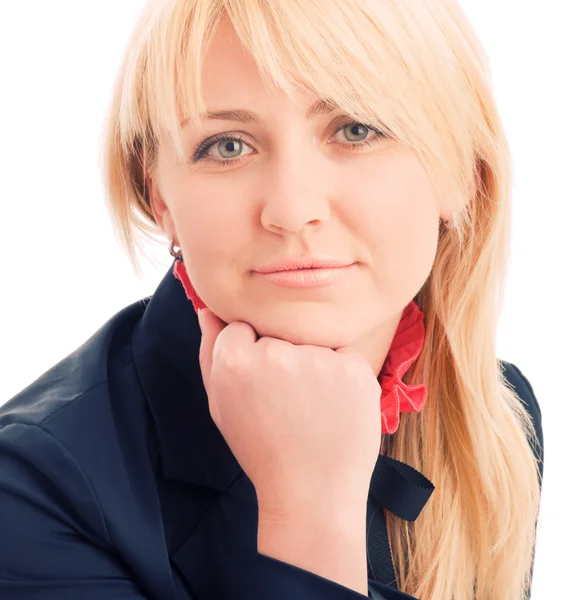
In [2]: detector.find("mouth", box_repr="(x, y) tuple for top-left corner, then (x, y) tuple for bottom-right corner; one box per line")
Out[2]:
(254, 264), (357, 288)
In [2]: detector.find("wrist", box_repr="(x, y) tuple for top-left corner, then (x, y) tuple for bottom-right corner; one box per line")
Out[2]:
(258, 503), (367, 547)
(257, 505), (368, 595)
(256, 481), (369, 520)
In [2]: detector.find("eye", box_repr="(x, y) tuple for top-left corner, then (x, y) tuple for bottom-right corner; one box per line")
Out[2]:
(332, 120), (386, 148)
(191, 134), (254, 165)
(190, 119), (389, 167)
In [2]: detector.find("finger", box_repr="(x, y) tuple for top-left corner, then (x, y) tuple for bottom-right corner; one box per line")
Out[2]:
(214, 319), (259, 362)
(333, 344), (368, 358)
(333, 345), (361, 355)
(198, 308), (227, 391)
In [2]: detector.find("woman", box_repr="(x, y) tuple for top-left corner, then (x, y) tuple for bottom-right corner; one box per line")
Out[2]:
(0, 1), (543, 599)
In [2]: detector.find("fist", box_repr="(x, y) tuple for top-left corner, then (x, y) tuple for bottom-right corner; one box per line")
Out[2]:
(197, 308), (382, 513)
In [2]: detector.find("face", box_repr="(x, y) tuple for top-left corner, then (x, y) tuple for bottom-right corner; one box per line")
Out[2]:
(148, 15), (444, 376)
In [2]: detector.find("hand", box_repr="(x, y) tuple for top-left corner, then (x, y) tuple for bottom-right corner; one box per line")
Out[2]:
(197, 308), (382, 515)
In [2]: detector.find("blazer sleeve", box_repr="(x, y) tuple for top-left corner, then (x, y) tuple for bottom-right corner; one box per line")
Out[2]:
(504, 361), (544, 600)
(0, 422), (150, 600)
(255, 553), (419, 600)
(0, 423), (420, 600)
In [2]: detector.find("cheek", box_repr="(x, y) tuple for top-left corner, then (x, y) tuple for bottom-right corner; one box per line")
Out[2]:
(174, 182), (247, 262)
(174, 199), (250, 312)
(353, 164), (440, 297)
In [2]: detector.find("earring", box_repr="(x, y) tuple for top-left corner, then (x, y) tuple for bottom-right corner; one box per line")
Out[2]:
(169, 239), (183, 261)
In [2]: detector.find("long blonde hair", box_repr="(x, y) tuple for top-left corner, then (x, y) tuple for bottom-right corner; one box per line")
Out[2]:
(100, 1), (542, 598)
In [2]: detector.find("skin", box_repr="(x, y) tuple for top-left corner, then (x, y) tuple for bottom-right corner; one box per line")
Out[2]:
(147, 14), (445, 378)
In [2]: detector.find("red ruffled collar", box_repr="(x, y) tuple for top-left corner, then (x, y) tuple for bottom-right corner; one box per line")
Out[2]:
(173, 260), (427, 435)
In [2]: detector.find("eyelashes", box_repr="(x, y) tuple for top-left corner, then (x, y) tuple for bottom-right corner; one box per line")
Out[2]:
(189, 120), (390, 167)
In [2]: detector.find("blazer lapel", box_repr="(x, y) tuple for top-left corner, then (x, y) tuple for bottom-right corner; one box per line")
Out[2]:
(169, 472), (260, 598)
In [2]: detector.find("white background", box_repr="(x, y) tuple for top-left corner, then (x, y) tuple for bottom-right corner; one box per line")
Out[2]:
(0, 2), (568, 597)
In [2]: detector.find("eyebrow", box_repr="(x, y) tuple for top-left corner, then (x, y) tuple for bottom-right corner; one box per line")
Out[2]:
(182, 98), (338, 127)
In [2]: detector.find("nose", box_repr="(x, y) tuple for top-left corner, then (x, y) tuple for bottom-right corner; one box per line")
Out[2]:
(260, 159), (332, 234)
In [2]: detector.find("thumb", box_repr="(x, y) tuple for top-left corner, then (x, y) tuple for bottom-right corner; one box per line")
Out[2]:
(334, 344), (367, 358)
(198, 308), (227, 389)
(334, 344), (378, 379)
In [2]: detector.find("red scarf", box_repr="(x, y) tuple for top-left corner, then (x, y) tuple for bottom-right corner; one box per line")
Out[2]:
(174, 260), (427, 435)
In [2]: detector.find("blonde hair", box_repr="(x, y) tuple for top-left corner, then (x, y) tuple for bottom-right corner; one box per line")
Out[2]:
(100, 1), (542, 598)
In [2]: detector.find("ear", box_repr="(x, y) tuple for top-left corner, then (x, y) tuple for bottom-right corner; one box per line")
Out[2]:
(146, 174), (176, 240)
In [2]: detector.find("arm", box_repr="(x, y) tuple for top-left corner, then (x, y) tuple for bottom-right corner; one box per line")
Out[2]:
(247, 362), (544, 600)
(258, 511), (420, 600)
(0, 422), (419, 600)
(258, 501), (369, 595)
(0, 422), (151, 600)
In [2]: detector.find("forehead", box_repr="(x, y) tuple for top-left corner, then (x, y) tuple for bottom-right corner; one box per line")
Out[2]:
(181, 98), (338, 129)
(190, 16), (325, 120)
(200, 16), (265, 97)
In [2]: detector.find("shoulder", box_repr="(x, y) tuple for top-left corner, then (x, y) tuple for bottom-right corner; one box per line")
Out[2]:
(499, 360), (542, 426)
(0, 298), (146, 429)
(499, 359), (544, 479)
(0, 297), (153, 536)
(0, 293), (161, 597)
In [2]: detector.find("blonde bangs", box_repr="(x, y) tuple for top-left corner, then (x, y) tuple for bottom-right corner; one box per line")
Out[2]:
(112, 0), (486, 209)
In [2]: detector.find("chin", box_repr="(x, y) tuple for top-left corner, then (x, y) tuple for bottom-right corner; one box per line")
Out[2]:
(249, 305), (360, 349)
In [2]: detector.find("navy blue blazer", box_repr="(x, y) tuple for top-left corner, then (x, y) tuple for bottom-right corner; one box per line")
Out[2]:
(0, 262), (543, 599)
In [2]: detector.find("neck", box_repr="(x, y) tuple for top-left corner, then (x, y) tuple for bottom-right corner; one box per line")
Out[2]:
(348, 309), (404, 378)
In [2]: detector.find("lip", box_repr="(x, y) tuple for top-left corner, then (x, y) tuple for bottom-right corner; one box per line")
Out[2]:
(254, 264), (357, 288)
(255, 257), (355, 273)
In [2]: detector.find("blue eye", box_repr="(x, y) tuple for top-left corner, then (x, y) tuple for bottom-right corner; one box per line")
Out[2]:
(190, 119), (389, 167)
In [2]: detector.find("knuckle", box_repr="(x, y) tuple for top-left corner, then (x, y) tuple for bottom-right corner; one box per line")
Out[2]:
(304, 350), (332, 373)
(342, 355), (370, 379)
(218, 345), (251, 373)
(262, 340), (296, 370)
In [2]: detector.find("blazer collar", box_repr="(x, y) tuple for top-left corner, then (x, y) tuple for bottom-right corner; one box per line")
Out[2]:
(131, 260), (242, 492)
